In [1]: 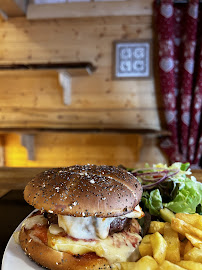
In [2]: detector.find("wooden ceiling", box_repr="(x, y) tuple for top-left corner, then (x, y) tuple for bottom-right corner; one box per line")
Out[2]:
(0, 0), (153, 20)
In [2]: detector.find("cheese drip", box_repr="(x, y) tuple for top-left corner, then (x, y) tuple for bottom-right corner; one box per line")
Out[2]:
(48, 228), (142, 264)
(58, 215), (114, 240)
(58, 204), (144, 240)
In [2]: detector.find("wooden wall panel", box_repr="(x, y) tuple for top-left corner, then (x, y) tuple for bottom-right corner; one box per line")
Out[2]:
(0, 12), (168, 168)
(27, 1), (153, 20)
(0, 17), (152, 64)
(4, 133), (142, 168)
(0, 16), (165, 131)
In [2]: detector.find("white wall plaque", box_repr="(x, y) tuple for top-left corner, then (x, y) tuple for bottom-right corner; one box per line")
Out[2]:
(114, 40), (152, 79)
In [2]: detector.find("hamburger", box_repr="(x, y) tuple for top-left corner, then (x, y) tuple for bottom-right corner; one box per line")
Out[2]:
(19, 164), (144, 270)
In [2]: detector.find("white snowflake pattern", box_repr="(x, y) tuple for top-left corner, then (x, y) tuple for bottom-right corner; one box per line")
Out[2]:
(160, 4), (173, 18)
(188, 3), (198, 19)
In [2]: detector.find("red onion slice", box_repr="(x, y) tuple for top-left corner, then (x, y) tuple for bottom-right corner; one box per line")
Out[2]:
(132, 169), (179, 190)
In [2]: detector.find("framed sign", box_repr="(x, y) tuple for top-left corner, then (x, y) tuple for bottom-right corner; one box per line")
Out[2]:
(114, 40), (152, 79)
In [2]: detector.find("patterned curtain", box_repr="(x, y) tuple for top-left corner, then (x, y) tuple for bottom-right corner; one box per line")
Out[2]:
(154, 0), (202, 168)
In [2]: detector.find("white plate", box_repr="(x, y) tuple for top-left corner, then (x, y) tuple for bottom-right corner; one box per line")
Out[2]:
(2, 212), (42, 270)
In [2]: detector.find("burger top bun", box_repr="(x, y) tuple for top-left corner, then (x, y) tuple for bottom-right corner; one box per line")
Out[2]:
(24, 165), (142, 217)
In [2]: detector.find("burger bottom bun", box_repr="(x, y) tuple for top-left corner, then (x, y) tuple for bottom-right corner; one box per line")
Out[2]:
(19, 226), (110, 270)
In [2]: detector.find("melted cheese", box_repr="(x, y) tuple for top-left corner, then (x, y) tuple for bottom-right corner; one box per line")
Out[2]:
(23, 211), (142, 264)
(23, 214), (47, 230)
(58, 204), (143, 240)
(95, 217), (115, 239)
(48, 228), (142, 264)
(58, 215), (115, 240)
(49, 224), (65, 235)
(124, 205), (144, 219)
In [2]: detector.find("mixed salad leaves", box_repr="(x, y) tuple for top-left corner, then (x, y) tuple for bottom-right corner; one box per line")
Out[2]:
(128, 162), (202, 219)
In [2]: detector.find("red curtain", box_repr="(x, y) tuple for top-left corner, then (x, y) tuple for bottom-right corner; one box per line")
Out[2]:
(154, 0), (202, 168)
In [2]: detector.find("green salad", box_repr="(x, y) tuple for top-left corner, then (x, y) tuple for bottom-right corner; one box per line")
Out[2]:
(128, 162), (202, 219)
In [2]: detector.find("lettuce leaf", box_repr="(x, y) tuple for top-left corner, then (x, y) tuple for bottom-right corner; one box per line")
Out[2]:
(163, 179), (202, 214)
(138, 162), (202, 217)
(142, 189), (163, 216)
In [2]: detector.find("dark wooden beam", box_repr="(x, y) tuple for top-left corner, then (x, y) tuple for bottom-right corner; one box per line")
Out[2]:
(0, 62), (96, 76)
(0, 127), (171, 136)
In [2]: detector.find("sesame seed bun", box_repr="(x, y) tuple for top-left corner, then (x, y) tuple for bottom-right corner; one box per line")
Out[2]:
(24, 165), (142, 217)
(19, 226), (110, 270)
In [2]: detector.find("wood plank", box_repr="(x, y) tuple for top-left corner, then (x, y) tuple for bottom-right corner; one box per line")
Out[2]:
(0, 0), (26, 17)
(0, 71), (158, 110)
(27, 0), (153, 20)
(0, 16), (163, 131)
(0, 168), (201, 190)
(0, 69), (164, 130)
(0, 108), (162, 130)
(4, 133), (142, 168)
(0, 17), (152, 64)
(191, 170), (202, 183)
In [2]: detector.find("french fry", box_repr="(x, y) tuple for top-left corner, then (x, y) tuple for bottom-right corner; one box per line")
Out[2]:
(142, 235), (152, 243)
(150, 232), (167, 264)
(120, 256), (158, 270)
(177, 260), (202, 270)
(135, 256), (158, 270)
(139, 235), (153, 257)
(119, 262), (135, 270)
(119, 262), (136, 270)
(148, 221), (165, 234)
(185, 233), (202, 249)
(160, 208), (175, 223)
(171, 218), (202, 240)
(164, 222), (180, 263)
(183, 241), (193, 255)
(176, 213), (202, 231)
(184, 247), (202, 263)
(158, 260), (186, 270)
(139, 240), (153, 257)
(180, 240), (187, 257)
(131, 213), (202, 269)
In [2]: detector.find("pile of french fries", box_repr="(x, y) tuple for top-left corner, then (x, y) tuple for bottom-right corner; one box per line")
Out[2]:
(121, 213), (202, 270)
